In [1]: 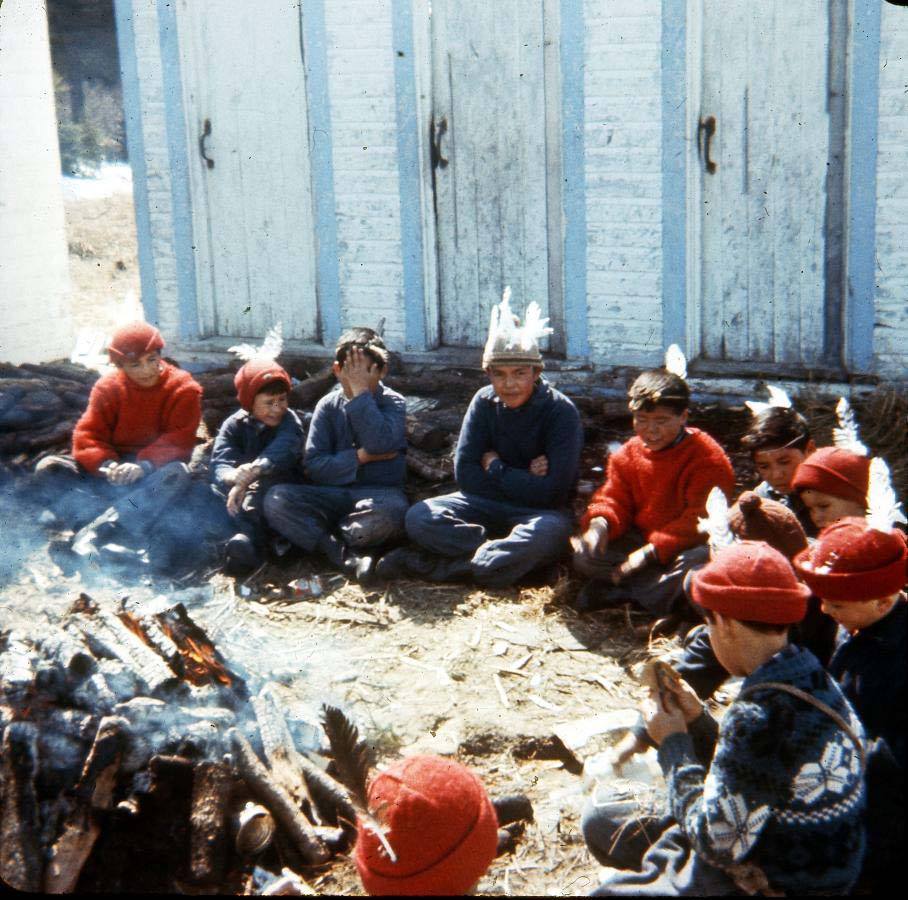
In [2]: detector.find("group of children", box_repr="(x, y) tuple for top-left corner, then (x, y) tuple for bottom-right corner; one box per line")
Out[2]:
(31, 297), (906, 894)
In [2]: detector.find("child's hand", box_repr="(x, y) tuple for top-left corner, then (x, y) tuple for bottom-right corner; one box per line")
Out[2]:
(234, 463), (261, 489)
(343, 347), (377, 397)
(529, 454), (548, 476)
(608, 730), (649, 773)
(662, 676), (705, 725)
(571, 517), (608, 558)
(482, 451), (501, 471)
(611, 543), (656, 584)
(106, 462), (145, 485)
(356, 448), (399, 465)
(226, 483), (248, 517)
(642, 691), (688, 746)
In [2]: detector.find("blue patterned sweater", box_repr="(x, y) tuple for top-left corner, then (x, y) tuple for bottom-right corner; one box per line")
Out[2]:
(658, 644), (866, 895)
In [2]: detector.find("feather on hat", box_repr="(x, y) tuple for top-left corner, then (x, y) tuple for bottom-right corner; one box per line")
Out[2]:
(481, 286), (552, 369)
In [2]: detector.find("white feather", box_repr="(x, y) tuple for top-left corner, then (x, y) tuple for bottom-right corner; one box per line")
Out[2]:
(664, 344), (687, 380)
(746, 385), (792, 415)
(697, 486), (736, 555)
(520, 301), (553, 350)
(832, 397), (868, 456)
(866, 457), (907, 533)
(228, 323), (284, 362)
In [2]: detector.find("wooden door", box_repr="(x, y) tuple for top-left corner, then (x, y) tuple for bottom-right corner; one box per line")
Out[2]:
(179, 0), (318, 341)
(429, 0), (550, 348)
(696, 1), (843, 366)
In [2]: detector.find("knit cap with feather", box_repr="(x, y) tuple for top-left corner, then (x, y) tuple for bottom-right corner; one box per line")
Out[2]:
(481, 286), (552, 369)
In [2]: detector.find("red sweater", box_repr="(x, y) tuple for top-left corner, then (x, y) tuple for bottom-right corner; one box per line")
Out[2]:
(581, 428), (736, 563)
(72, 363), (202, 473)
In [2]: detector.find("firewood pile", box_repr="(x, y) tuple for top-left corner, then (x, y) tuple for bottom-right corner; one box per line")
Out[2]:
(0, 590), (382, 894)
(0, 362), (99, 466)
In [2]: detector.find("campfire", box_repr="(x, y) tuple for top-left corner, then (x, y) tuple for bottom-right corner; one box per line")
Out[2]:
(0, 591), (370, 894)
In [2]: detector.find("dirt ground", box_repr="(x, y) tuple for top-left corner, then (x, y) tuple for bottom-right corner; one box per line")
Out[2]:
(7, 180), (904, 895)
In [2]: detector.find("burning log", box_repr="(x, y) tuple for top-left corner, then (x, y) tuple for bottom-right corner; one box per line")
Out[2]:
(228, 728), (330, 865)
(0, 722), (44, 893)
(65, 595), (179, 695)
(45, 716), (128, 894)
(406, 446), (454, 482)
(405, 415), (448, 451)
(189, 761), (232, 883)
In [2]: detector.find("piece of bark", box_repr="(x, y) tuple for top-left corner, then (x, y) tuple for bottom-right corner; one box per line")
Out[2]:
(44, 716), (128, 894)
(0, 722), (44, 893)
(251, 687), (314, 813)
(405, 415), (448, 451)
(228, 728), (329, 865)
(406, 446), (454, 482)
(297, 754), (358, 831)
(189, 761), (232, 883)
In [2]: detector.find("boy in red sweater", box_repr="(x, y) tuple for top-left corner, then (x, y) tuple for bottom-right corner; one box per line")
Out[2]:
(34, 322), (203, 567)
(572, 368), (735, 615)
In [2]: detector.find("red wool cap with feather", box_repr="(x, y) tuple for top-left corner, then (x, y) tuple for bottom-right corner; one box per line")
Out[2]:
(690, 540), (810, 624)
(791, 447), (870, 508)
(793, 517), (908, 602)
(107, 321), (164, 363)
(234, 359), (292, 412)
(354, 754), (498, 896)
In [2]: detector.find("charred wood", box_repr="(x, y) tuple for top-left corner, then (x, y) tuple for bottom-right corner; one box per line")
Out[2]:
(405, 415), (448, 451)
(296, 752), (358, 832)
(189, 761), (232, 883)
(45, 716), (128, 893)
(406, 446), (454, 482)
(228, 728), (329, 865)
(0, 722), (44, 893)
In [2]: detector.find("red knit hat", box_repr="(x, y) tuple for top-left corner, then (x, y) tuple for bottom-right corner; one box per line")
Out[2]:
(354, 754), (498, 896)
(690, 541), (810, 624)
(793, 517), (908, 602)
(234, 360), (292, 412)
(107, 321), (164, 363)
(791, 447), (870, 508)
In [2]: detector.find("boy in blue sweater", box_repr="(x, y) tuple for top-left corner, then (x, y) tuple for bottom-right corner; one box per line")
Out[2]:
(582, 541), (866, 896)
(377, 290), (583, 588)
(264, 328), (408, 580)
(794, 514), (907, 890)
(210, 359), (308, 572)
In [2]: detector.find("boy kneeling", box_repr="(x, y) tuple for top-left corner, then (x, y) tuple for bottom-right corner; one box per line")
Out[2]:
(572, 360), (735, 616)
(582, 541), (866, 896)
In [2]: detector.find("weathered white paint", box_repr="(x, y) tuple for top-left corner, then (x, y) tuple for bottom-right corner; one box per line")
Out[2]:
(324, 0), (407, 345)
(127, 0), (181, 339)
(0, 0), (74, 363)
(176, 0), (318, 341)
(874, 2), (908, 379)
(430, 0), (550, 348)
(697, 1), (832, 365)
(584, 2), (664, 364)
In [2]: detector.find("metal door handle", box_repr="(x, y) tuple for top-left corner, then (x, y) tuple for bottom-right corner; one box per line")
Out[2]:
(697, 115), (717, 174)
(430, 115), (449, 169)
(199, 118), (214, 170)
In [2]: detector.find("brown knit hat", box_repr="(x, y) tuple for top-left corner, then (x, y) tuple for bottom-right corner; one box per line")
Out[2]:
(728, 492), (809, 561)
(481, 287), (551, 369)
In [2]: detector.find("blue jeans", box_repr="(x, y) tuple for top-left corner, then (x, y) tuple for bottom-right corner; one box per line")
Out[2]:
(405, 492), (573, 588)
(264, 483), (409, 552)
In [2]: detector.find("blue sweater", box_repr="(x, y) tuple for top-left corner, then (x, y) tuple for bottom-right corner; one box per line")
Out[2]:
(828, 598), (906, 771)
(658, 643), (866, 896)
(454, 380), (582, 509)
(210, 408), (309, 489)
(304, 383), (407, 487)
